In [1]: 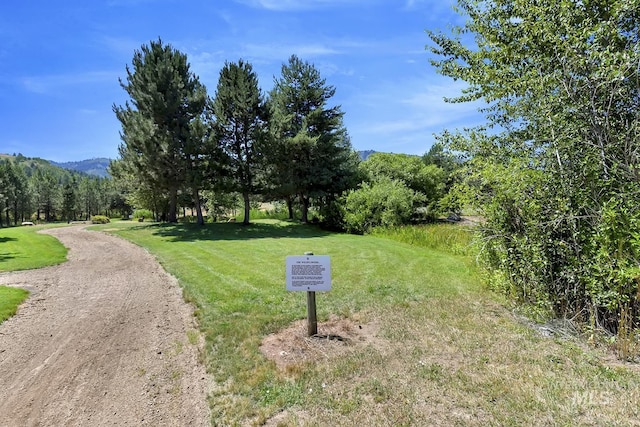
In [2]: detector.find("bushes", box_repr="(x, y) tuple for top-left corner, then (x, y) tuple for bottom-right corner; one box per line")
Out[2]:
(342, 178), (425, 234)
(132, 209), (153, 222)
(91, 215), (110, 224)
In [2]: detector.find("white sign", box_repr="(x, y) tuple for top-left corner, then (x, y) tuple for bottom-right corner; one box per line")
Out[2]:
(286, 255), (331, 291)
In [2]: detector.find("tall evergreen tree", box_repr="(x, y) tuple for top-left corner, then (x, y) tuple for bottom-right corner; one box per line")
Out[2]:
(114, 39), (208, 223)
(62, 176), (77, 222)
(268, 55), (357, 223)
(211, 59), (267, 225)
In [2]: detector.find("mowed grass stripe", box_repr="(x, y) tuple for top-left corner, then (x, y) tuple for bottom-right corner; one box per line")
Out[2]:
(0, 225), (67, 272)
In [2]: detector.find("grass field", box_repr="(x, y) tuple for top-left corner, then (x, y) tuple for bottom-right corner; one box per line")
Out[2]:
(0, 225), (68, 272)
(95, 219), (640, 426)
(0, 225), (68, 324)
(0, 286), (30, 323)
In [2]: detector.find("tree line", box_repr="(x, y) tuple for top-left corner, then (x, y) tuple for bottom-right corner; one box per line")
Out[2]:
(0, 154), (126, 227)
(110, 39), (452, 230)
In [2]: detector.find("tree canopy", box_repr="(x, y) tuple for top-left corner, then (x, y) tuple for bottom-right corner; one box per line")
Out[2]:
(268, 55), (359, 223)
(211, 59), (267, 225)
(429, 0), (640, 341)
(114, 38), (208, 223)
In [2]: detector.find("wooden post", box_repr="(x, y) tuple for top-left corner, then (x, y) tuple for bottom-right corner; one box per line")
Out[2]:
(304, 252), (318, 336)
(307, 291), (317, 336)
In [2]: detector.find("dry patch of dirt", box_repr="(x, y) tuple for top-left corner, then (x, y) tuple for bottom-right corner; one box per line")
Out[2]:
(0, 225), (212, 426)
(259, 315), (382, 373)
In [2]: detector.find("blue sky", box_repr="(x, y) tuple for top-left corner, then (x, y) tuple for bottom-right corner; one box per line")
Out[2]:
(0, 0), (482, 162)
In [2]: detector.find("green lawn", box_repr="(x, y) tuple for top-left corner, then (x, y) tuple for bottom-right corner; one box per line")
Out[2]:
(0, 286), (30, 323)
(95, 219), (640, 426)
(0, 225), (68, 272)
(0, 225), (68, 325)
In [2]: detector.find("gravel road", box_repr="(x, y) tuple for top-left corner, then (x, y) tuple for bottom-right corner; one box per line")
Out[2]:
(0, 225), (211, 426)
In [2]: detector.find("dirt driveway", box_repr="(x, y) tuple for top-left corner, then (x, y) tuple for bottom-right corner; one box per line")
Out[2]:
(0, 225), (211, 426)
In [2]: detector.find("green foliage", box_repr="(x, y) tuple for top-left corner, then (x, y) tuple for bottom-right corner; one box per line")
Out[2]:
(212, 59), (268, 225)
(429, 0), (640, 344)
(0, 154), (122, 225)
(357, 152), (446, 223)
(360, 152), (445, 203)
(342, 178), (425, 234)
(132, 209), (153, 221)
(113, 38), (209, 223)
(267, 55), (359, 223)
(90, 215), (110, 224)
(234, 207), (290, 222)
(0, 286), (29, 324)
(371, 223), (475, 256)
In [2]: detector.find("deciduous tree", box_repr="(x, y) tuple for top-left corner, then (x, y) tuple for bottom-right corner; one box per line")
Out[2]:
(428, 0), (640, 339)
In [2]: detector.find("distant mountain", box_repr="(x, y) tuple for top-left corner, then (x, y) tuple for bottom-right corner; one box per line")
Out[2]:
(358, 150), (377, 161)
(50, 158), (111, 178)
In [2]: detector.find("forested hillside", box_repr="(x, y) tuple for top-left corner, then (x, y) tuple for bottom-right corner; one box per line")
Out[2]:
(0, 154), (127, 226)
(50, 158), (111, 177)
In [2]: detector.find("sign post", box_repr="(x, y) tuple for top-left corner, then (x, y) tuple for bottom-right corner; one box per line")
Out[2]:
(286, 252), (331, 337)
(307, 290), (317, 337)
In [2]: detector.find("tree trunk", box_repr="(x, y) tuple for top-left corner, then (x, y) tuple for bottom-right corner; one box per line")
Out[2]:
(242, 192), (251, 225)
(300, 194), (309, 223)
(286, 196), (294, 220)
(168, 187), (178, 223)
(193, 189), (204, 225)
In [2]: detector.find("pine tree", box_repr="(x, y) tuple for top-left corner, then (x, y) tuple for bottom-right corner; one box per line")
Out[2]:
(114, 39), (208, 223)
(211, 59), (267, 225)
(268, 55), (357, 223)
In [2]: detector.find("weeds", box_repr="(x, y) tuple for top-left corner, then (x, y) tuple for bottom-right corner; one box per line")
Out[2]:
(370, 223), (475, 256)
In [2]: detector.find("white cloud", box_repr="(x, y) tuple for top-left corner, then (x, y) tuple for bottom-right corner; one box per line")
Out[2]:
(343, 76), (484, 154)
(21, 71), (119, 94)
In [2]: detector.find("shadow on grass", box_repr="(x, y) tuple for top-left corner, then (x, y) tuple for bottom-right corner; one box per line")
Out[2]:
(0, 237), (18, 243)
(144, 221), (332, 242)
(0, 254), (16, 263)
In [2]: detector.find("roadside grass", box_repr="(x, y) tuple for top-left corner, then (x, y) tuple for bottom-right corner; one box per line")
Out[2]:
(94, 220), (640, 426)
(0, 225), (68, 272)
(0, 225), (67, 325)
(0, 286), (29, 323)
(370, 223), (476, 256)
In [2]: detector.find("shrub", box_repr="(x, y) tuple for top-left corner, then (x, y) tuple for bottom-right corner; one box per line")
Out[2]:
(132, 209), (153, 222)
(91, 215), (110, 224)
(342, 178), (425, 234)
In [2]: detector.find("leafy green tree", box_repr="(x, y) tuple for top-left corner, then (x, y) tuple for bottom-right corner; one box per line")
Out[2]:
(360, 152), (445, 207)
(268, 55), (358, 223)
(342, 177), (425, 234)
(114, 38), (208, 223)
(211, 60), (268, 225)
(428, 0), (640, 337)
